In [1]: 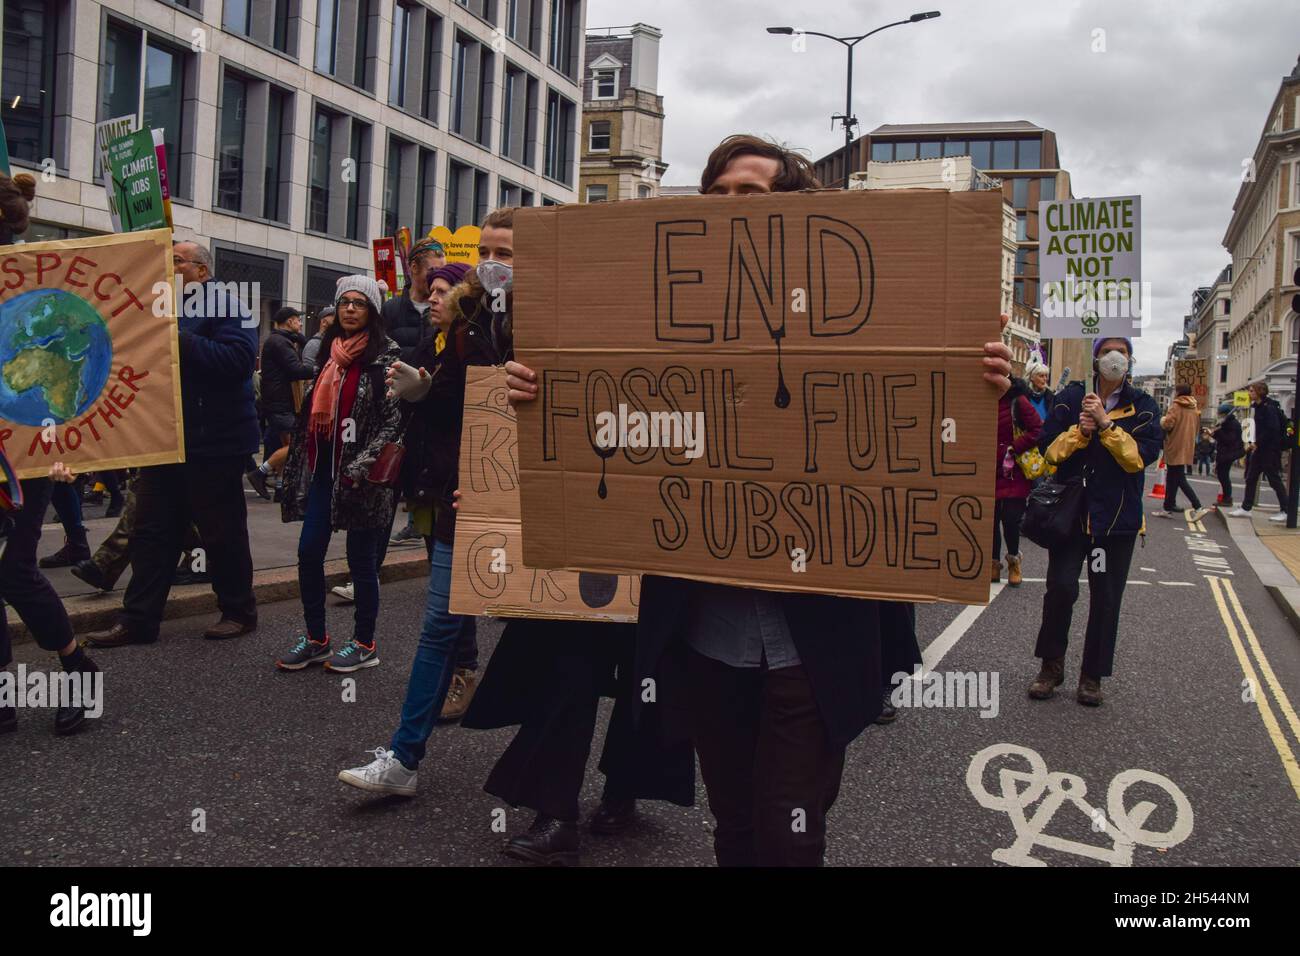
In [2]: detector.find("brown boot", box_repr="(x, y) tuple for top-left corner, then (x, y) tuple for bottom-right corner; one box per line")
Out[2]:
(1027, 658), (1064, 699)
(1076, 673), (1103, 707)
(991, 559), (1002, 583)
(1006, 553), (1023, 587)
(438, 668), (479, 722)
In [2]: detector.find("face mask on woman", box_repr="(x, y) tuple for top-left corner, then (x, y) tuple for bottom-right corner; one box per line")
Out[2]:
(1096, 349), (1128, 383)
(477, 260), (513, 297)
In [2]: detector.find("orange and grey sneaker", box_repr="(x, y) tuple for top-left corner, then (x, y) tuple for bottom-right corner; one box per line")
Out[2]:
(277, 635), (331, 671)
(325, 639), (379, 673)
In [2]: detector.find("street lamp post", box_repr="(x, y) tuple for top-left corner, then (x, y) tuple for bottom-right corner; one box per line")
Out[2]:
(767, 12), (940, 189)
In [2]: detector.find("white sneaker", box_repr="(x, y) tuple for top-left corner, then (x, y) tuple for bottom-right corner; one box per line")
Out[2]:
(338, 747), (417, 796)
(1150, 510), (1172, 518)
(1190, 507), (1213, 522)
(331, 582), (355, 603)
(1269, 512), (1290, 523)
(1226, 508), (1251, 517)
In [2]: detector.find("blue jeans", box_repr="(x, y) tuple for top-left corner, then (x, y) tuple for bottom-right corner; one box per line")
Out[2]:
(298, 462), (381, 645)
(389, 539), (466, 769)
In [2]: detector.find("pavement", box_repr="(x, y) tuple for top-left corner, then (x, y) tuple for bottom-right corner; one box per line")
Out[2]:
(9, 487), (430, 643)
(3, 474), (1300, 867)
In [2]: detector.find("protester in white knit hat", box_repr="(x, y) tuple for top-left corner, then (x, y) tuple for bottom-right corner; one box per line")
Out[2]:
(1023, 354), (1054, 426)
(273, 274), (403, 674)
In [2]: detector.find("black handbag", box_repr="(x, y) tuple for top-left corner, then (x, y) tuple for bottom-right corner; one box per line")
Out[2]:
(1020, 475), (1086, 550)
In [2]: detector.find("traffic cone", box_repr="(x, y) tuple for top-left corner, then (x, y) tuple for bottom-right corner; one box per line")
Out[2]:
(1149, 455), (1166, 499)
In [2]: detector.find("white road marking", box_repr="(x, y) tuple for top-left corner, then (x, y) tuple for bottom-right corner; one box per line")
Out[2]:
(1158, 581), (1195, 586)
(967, 743), (1194, 867)
(920, 589), (1001, 673)
(1140, 567), (1158, 572)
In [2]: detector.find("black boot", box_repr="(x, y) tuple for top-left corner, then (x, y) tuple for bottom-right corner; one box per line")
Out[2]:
(588, 798), (638, 835)
(0, 701), (16, 734)
(55, 654), (100, 736)
(71, 559), (111, 592)
(504, 814), (580, 866)
(875, 692), (899, 724)
(39, 529), (92, 569)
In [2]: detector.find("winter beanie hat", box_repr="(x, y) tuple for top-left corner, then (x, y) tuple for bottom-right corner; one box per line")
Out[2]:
(335, 275), (386, 316)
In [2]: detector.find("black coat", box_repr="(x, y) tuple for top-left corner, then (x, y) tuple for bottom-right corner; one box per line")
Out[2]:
(1253, 398), (1287, 453)
(462, 618), (696, 808)
(382, 292), (430, 350)
(1213, 413), (1244, 465)
(632, 576), (891, 750)
(177, 282), (260, 458)
(259, 328), (313, 415)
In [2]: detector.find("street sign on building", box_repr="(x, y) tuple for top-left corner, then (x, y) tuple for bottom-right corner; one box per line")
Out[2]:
(1039, 195), (1142, 339)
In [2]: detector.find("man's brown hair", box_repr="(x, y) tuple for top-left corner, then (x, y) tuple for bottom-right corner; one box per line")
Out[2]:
(482, 207), (514, 230)
(699, 135), (822, 194)
(1175, 383), (1192, 397)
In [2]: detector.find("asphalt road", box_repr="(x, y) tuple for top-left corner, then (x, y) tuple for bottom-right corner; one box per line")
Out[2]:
(4, 482), (1299, 867)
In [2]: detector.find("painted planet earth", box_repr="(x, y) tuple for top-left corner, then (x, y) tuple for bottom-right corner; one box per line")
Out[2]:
(0, 288), (113, 427)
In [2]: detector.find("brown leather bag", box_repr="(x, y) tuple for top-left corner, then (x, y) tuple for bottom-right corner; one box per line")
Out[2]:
(366, 441), (405, 488)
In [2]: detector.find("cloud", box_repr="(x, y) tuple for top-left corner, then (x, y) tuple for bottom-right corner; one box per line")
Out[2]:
(587, 0), (1300, 373)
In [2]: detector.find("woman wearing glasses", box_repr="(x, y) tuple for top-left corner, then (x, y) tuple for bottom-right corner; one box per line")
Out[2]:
(275, 277), (403, 673)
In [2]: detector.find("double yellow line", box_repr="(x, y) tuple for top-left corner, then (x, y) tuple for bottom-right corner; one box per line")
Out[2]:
(1206, 575), (1300, 799)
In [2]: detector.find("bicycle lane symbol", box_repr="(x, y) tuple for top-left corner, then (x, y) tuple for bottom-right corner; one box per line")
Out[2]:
(966, 744), (1194, 866)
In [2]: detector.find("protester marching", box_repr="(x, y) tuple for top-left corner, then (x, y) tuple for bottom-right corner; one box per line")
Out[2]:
(5, 10), (1300, 891)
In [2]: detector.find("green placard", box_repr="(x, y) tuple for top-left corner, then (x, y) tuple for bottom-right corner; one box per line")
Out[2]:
(106, 129), (167, 232)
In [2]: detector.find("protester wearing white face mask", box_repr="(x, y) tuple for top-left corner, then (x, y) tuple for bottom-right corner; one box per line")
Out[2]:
(1027, 337), (1163, 707)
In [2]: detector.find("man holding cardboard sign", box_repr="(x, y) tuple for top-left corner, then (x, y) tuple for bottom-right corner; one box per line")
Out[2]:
(506, 134), (1014, 866)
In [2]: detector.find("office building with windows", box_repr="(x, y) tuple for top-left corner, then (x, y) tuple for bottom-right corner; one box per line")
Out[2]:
(1222, 54), (1300, 415)
(577, 22), (665, 203)
(1191, 264), (1233, 422)
(816, 121), (1077, 381)
(2, 0), (586, 334)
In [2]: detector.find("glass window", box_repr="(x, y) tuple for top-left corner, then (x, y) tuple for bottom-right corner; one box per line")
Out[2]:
(594, 70), (616, 98)
(217, 73), (247, 212)
(315, 0), (338, 73)
(544, 88), (575, 184)
(1015, 248), (1029, 276)
(415, 147), (436, 237)
(942, 140), (966, 157)
(992, 140), (1015, 168)
(1018, 138), (1041, 169)
(143, 41), (185, 198)
(1016, 213), (1028, 241)
(353, 2), (370, 89)
(225, 0), (251, 35)
(1220, 365), (1228, 383)
(870, 142), (892, 162)
(383, 136), (403, 238)
(1039, 176), (1056, 202)
(638, 184), (651, 199)
(346, 121), (367, 240)
(1222, 331), (1229, 349)
(1014, 279), (1025, 305)
(589, 120), (610, 151)
(264, 87), (289, 221)
(100, 21), (142, 123)
(309, 109), (332, 233)
(587, 183), (608, 202)
(892, 141), (917, 161)
(3, 0), (59, 163)
(1011, 178), (1028, 209)
(390, 3), (411, 106)
(919, 141), (940, 159)
(967, 140), (991, 168)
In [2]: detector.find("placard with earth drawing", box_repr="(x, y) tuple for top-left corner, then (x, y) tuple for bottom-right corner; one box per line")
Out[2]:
(0, 229), (184, 479)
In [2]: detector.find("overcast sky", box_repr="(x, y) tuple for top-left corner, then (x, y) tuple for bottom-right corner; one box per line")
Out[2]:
(587, 0), (1300, 374)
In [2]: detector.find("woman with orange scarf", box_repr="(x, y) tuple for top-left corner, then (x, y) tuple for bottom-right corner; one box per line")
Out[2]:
(275, 276), (403, 674)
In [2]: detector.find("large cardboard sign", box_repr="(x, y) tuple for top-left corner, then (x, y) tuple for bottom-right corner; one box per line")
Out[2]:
(1173, 359), (1208, 403)
(1039, 195), (1142, 339)
(0, 230), (184, 478)
(451, 365), (639, 621)
(514, 190), (1000, 605)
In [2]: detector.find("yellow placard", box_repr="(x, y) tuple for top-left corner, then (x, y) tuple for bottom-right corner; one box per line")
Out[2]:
(427, 225), (481, 266)
(1233, 390), (1250, 407)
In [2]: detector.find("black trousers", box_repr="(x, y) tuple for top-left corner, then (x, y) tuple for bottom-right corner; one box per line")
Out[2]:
(993, 497), (1026, 560)
(119, 458), (256, 640)
(1216, 459), (1236, 503)
(1163, 464), (1201, 510)
(0, 479), (75, 667)
(482, 631), (640, 822)
(1242, 451), (1287, 511)
(1034, 532), (1136, 679)
(686, 649), (846, 867)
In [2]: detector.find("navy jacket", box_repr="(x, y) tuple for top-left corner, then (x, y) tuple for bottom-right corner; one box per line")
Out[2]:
(1039, 379), (1163, 536)
(177, 281), (260, 458)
